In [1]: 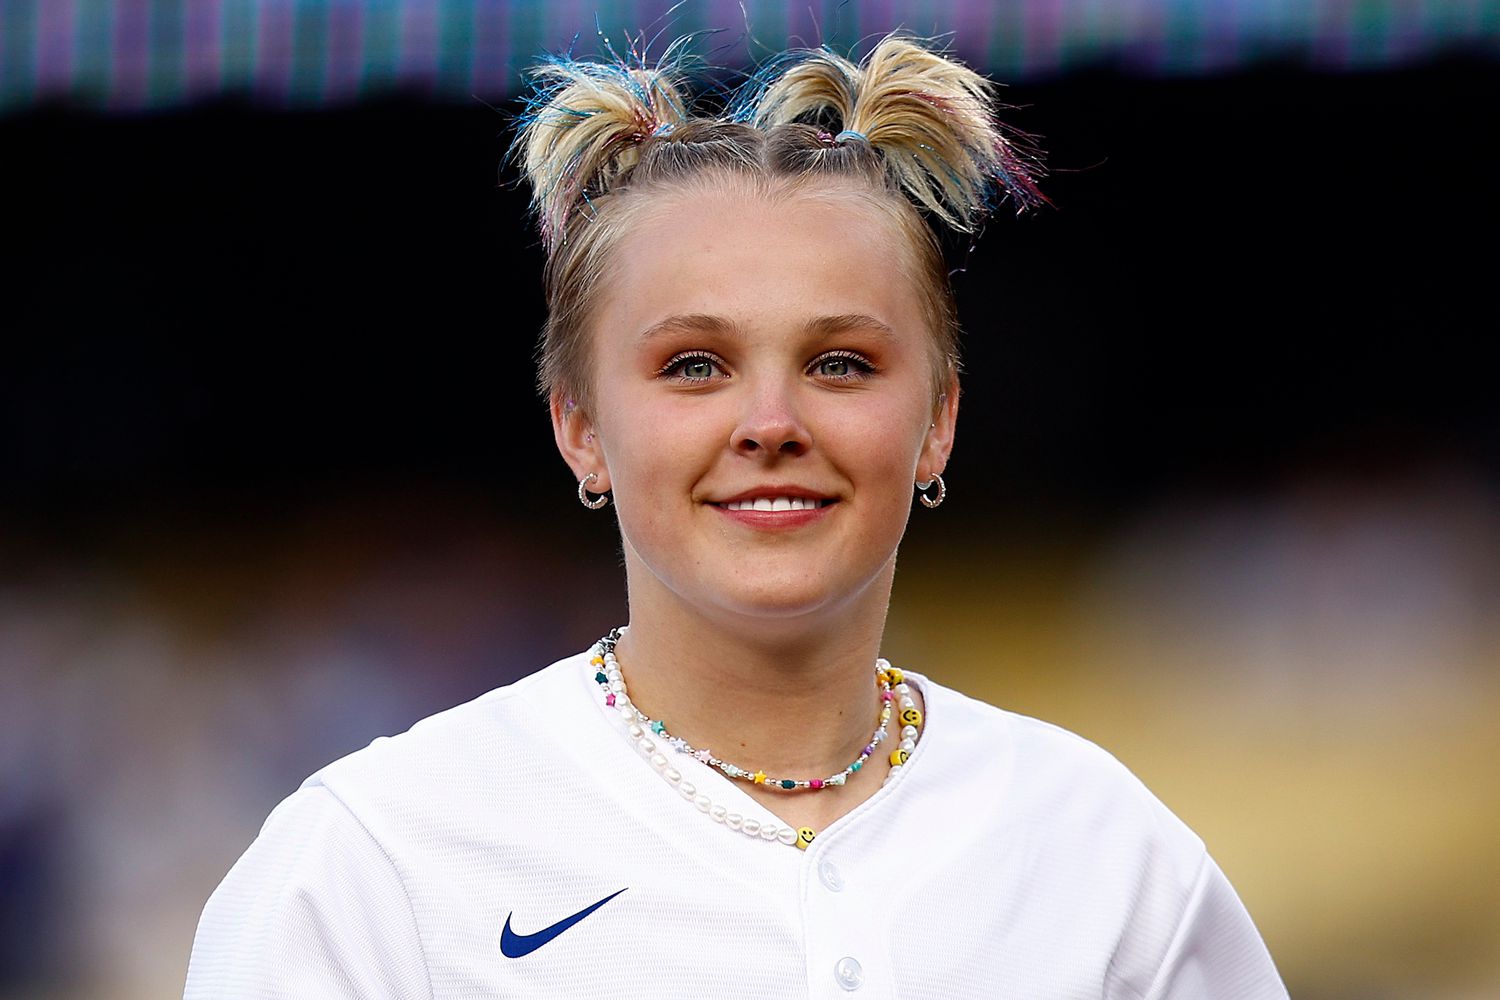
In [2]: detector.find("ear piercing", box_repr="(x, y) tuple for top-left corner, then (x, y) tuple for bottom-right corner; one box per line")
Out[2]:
(578, 472), (611, 509)
(916, 473), (946, 509)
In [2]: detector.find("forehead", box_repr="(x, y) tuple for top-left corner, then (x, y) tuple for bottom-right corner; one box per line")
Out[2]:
(592, 182), (927, 346)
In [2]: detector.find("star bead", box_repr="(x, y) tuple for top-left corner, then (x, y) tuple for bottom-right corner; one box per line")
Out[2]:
(694, 749), (712, 764)
(753, 770), (768, 784)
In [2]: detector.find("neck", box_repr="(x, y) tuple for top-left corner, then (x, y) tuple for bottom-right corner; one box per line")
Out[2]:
(610, 563), (895, 781)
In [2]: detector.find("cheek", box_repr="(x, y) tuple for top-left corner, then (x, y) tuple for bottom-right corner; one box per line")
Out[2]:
(601, 410), (718, 543)
(826, 396), (930, 475)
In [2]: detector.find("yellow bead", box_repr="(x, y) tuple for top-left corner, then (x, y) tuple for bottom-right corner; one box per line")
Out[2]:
(899, 707), (923, 728)
(876, 670), (890, 687)
(753, 770), (767, 784)
(796, 827), (817, 850)
(889, 748), (910, 766)
(590, 656), (604, 667)
(887, 667), (904, 685)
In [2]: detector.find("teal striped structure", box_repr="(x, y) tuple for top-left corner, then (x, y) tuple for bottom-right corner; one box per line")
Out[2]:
(1, 0), (1497, 114)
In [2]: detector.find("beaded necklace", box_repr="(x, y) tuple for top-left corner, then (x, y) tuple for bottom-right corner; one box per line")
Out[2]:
(591, 628), (925, 850)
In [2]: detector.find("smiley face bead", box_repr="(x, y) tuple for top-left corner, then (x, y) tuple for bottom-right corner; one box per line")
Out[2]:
(593, 630), (923, 850)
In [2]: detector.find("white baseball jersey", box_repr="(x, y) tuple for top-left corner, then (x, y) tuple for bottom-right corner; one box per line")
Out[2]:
(184, 646), (1288, 999)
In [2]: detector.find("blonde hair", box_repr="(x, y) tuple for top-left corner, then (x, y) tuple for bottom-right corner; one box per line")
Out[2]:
(512, 31), (1046, 413)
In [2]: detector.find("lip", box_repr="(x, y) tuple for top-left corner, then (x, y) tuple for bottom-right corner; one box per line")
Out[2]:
(705, 486), (839, 531)
(709, 485), (838, 506)
(712, 502), (835, 531)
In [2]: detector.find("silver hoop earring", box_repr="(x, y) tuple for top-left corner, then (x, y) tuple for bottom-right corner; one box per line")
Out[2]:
(578, 472), (611, 510)
(916, 473), (946, 509)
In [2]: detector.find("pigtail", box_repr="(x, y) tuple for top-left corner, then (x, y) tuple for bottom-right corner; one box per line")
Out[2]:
(737, 32), (1048, 228)
(513, 40), (694, 251)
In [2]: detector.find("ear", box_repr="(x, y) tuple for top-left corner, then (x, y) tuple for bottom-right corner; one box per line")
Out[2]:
(916, 373), (959, 484)
(550, 390), (610, 493)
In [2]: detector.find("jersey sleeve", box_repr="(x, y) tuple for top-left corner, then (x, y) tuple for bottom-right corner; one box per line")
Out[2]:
(182, 782), (434, 1000)
(1140, 852), (1288, 1000)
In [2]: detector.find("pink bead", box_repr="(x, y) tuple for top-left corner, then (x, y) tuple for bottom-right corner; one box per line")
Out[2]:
(882, 691), (894, 702)
(605, 693), (616, 706)
(810, 779), (823, 789)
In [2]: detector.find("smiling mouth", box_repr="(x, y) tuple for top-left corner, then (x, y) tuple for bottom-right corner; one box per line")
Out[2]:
(714, 497), (836, 512)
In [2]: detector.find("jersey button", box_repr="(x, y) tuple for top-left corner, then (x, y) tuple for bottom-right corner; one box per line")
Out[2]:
(818, 860), (844, 892)
(834, 956), (864, 991)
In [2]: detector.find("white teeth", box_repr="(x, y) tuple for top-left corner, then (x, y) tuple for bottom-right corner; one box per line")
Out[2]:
(722, 496), (825, 511)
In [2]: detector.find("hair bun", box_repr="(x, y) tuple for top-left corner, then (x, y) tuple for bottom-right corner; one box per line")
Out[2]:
(734, 32), (1047, 229)
(513, 43), (694, 250)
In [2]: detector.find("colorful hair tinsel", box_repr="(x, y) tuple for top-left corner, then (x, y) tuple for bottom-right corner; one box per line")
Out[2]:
(511, 22), (706, 251)
(731, 34), (1049, 226)
(513, 28), (1047, 254)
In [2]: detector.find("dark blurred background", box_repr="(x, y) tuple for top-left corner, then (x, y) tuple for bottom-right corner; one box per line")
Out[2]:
(2, 2), (1498, 997)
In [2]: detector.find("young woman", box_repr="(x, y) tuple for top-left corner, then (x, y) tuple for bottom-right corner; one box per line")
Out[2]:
(184, 32), (1288, 999)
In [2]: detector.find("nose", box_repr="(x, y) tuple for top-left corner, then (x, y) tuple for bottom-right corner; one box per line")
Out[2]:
(730, 378), (811, 458)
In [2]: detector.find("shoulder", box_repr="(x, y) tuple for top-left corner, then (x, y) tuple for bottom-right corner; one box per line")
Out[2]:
(918, 670), (1145, 772)
(185, 649), (607, 996)
(307, 649), (591, 787)
(918, 674), (1192, 813)
(286, 649), (598, 851)
(902, 674), (1287, 999)
(910, 672), (1207, 880)
(185, 781), (436, 998)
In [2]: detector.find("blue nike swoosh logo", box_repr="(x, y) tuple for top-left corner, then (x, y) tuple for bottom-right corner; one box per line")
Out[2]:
(500, 888), (628, 958)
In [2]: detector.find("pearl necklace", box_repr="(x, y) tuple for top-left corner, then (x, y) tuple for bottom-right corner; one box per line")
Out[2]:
(590, 629), (925, 850)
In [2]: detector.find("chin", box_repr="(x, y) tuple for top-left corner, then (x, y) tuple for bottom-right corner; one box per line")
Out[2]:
(721, 594), (837, 621)
(709, 571), (881, 624)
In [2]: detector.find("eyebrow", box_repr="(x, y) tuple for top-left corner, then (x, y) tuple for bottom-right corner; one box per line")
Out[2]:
(638, 313), (897, 344)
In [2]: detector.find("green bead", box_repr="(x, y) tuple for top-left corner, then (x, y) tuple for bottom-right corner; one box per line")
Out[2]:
(781, 779), (796, 789)
(595, 672), (608, 684)
(651, 720), (666, 734)
(850, 761), (863, 771)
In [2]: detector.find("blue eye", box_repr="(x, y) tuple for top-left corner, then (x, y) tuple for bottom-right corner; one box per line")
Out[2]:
(811, 351), (876, 381)
(659, 352), (726, 382)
